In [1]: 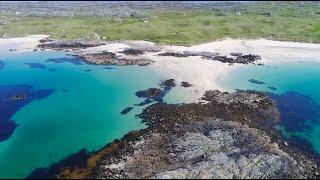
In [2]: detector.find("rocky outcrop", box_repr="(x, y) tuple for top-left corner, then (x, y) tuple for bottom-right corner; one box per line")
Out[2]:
(208, 54), (261, 64)
(159, 79), (176, 91)
(118, 48), (145, 55)
(94, 118), (306, 179)
(37, 40), (105, 50)
(76, 51), (154, 66)
(158, 52), (189, 57)
(28, 89), (319, 179)
(181, 81), (192, 87)
(158, 50), (261, 64)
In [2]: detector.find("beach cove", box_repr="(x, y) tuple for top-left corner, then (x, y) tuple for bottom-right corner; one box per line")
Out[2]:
(0, 35), (320, 178)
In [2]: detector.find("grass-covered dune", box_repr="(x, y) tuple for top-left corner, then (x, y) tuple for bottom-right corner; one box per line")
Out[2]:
(0, 1), (319, 45)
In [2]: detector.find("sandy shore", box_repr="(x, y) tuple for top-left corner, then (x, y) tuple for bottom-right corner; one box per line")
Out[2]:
(1, 36), (319, 101)
(0, 35), (49, 51)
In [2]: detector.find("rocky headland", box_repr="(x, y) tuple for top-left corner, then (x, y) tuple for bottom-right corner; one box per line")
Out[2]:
(27, 87), (320, 179)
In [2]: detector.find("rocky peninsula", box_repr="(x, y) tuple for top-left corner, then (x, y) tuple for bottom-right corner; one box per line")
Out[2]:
(27, 87), (320, 179)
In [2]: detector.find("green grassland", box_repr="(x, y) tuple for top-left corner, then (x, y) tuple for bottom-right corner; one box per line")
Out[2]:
(0, 2), (320, 45)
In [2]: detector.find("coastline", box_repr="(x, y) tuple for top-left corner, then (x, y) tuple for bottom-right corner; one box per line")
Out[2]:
(2, 35), (320, 101)
(1, 35), (320, 178)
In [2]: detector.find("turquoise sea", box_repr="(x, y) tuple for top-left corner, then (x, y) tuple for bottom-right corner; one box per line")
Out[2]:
(0, 48), (185, 178)
(218, 58), (320, 155)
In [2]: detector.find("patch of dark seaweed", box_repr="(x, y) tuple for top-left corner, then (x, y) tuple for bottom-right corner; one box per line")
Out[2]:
(25, 63), (46, 69)
(121, 107), (133, 115)
(27, 149), (90, 179)
(0, 60), (4, 70)
(267, 91), (320, 132)
(268, 86), (277, 91)
(159, 79), (176, 91)
(248, 79), (266, 84)
(47, 57), (84, 65)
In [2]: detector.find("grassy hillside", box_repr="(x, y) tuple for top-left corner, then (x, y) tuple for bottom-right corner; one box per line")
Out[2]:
(0, 2), (319, 45)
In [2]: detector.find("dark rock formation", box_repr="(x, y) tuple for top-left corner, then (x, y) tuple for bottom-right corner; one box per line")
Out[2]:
(39, 37), (55, 43)
(37, 41), (105, 50)
(181, 81), (192, 87)
(121, 107), (133, 115)
(158, 51), (261, 64)
(118, 48), (145, 55)
(208, 54), (261, 64)
(183, 51), (219, 58)
(135, 88), (166, 102)
(76, 51), (153, 66)
(159, 79), (176, 91)
(230, 52), (243, 56)
(27, 90), (320, 179)
(248, 79), (266, 84)
(158, 52), (189, 57)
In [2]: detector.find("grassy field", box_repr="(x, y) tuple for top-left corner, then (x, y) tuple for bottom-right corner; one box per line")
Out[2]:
(0, 2), (320, 45)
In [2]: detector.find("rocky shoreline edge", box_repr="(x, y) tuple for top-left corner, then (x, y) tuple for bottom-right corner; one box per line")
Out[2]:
(36, 38), (263, 66)
(27, 86), (320, 179)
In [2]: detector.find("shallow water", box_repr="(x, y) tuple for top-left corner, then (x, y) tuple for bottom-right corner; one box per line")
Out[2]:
(0, 49), (184, 178)
(218, 59), (320, 155)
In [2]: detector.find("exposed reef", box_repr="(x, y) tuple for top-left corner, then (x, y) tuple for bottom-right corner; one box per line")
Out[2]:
(28, 89), (320, 179)
(158, 51), (261, 64)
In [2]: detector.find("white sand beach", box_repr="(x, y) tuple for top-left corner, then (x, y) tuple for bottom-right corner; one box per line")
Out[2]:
(0, 35), (49, 51)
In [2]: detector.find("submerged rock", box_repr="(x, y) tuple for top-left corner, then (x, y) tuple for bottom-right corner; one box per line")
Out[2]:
(24, 63), (46, 69)
(121, 107), (133, 115)
(135, 88), (165, 102)
(248, 79), (266, 85)
(160, 79), (176, 91)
